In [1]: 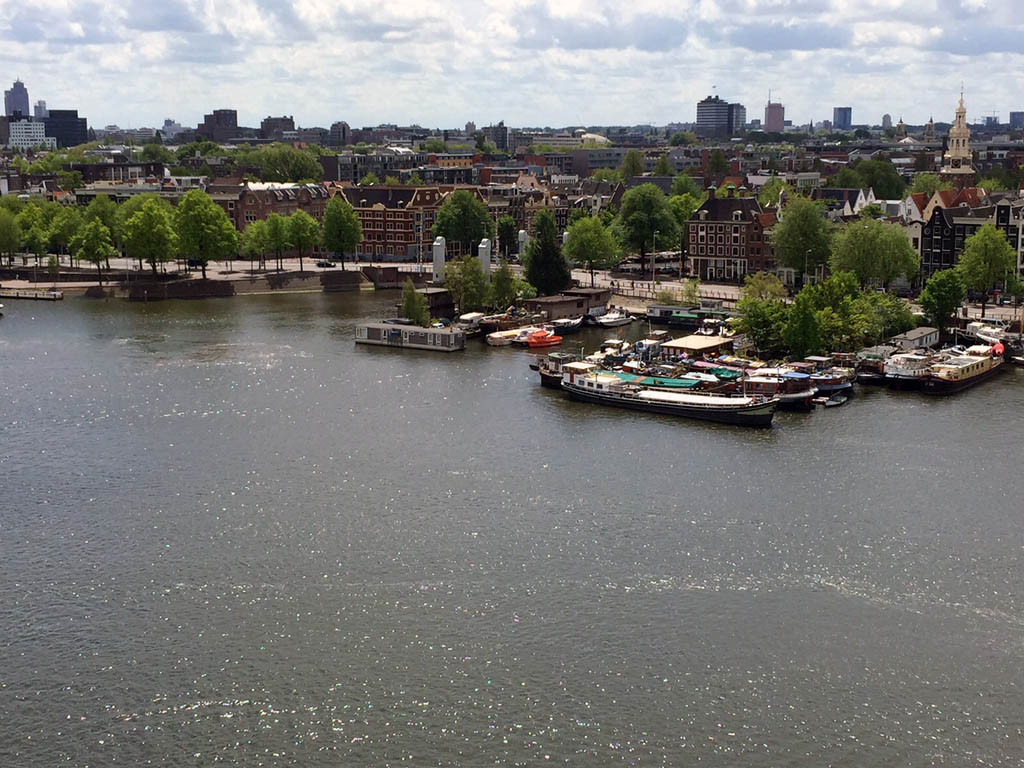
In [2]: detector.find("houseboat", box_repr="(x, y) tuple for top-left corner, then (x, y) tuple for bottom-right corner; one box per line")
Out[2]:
(559, 362), (778, 427)
(883, 351), (936, 389)
(745, 368), (819, 411)
(922, 344), (1005, 394)
(355, 322), (465, 352)
(534, 351), (581, 388)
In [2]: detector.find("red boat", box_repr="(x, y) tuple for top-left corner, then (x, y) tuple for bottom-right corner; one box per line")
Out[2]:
(526, 330), (563, 348)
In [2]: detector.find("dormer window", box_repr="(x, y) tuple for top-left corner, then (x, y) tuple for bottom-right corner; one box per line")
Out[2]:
(732, 210), (742, 222)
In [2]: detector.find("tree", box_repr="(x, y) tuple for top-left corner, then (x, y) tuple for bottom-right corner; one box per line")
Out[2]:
(408, 172), (424, 186)
(47, 253), (59, 286)
(909, 173), (951, 197)
(671, 173), (701, 197)
(653, 154), (672, 176)
(84, 194), (118, 238)
(71, 218), (116, 285)
(0, 208), (22, 264)
(264, 213), (291, 272)
(958, 222), (1016, 317)
(123, 198), (177, 275)
(757, 177), (792, 208)
(668, 192), (704, 267)
(614, 183), (678, 281)
(490, 259), (517, 309)
(56, 170), (84, 192)
(252, 144), (323, 182)
(832, 167), (863, 188)
(422, 137), (447, 153)
(433, 189), (494, 256)
(782, 292), (821, 359)
(401, 278), (430, 326)
(384, 175), (401, 186)
(563, 216), (618, 286)
(458, 254), (488, 311)
(669, 131), (697, 146)
(830, 219), (918, 287)
(852, 159), (905, 199)
(977, 175), (1008, 193)
(707, 149), (729, 175)
(742, 271), (788, 300)
(47, 205), (81, 264)
(590, 168), (622, 183)
(359, 172), (380, 186)
(858, 203), (883, 219)
(140, 143), (174, 164)
(496, 215), (517, 258)
(322, 196), (362, 269)
(174, 189), (240, 279)
(770, 197), (832, 281)
(288, 210), (321, 272)
(16, 204), (47, 265)
(523, 209), (571, 296)
(918, 269), (965, 336)
(241, 219), (271, 272)
(116, 193), (172, 263)
(735, 295), (790, 359)
(619, 149), (644, 179)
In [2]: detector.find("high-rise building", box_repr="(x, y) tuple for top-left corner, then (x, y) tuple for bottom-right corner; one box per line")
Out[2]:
(696, 95), (746, 136)
(764, 101), (785, 133)
(329, 121), (351, 147)
(260, 115), (295, 140)
(4, 79), (29, 117)
(162, 118), (185, 139)
(1009, 112), (1024, 130)
(33, 100), (47, 119)
(8, 116), (56, 150)
(882, 113), (892, 129)
(197, 109), (238, 142)
(832, 107), (852, 131)
(43, 109), (88, 148)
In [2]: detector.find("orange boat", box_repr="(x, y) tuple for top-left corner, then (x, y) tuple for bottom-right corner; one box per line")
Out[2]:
(526, 330), (563, 348)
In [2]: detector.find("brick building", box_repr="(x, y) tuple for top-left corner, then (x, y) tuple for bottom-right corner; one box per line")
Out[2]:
(197, 109), (238, 142)
(334, 185), (448, 261)
(687, 193), (773, 281)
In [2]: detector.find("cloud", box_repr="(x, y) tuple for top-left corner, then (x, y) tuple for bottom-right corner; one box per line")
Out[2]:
(0, 0), (1021, 131)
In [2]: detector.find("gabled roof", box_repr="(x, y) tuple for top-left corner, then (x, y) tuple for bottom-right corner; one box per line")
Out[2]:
(691, 195), (762, 222)
(909, 192), (928, 214)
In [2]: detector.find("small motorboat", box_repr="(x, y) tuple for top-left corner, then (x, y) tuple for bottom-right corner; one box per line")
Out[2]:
(551, 315), (584, 334)
(527, 330), (562, 348)
(813, 394), (848, 407)
(596, 310), (633, 328)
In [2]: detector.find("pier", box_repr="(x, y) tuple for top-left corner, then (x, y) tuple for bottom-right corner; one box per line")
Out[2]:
(0, 288), (64, 301)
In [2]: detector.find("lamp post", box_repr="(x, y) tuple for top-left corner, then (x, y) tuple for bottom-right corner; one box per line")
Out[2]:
(651, 229), (660, 284)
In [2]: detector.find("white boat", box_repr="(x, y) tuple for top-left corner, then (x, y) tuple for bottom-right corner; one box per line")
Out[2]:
(596, 310), (633, 327)
(512, 326), (546, 345)
(486, 329), (520, 346)
(551, 315), (584, 334)
(884, 351), (937, 389)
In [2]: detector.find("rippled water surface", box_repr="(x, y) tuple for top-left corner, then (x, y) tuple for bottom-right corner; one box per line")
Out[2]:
(2, 292), (1024, 766)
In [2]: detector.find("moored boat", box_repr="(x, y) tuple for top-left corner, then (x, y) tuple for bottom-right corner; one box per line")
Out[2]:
(745, 368), (818, 411)
(884, 351), (936, 390)
(551, 315), (584, 334)
(596, 310), (633, 327)
(526, 329), (563, 348)
(535, 351), (580, 387)
(486, 329), (520, 346)
(922, 344), (1005, 394)
(559, 362), (778, 427)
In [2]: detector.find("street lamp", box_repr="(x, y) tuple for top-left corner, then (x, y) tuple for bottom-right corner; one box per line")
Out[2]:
(652, 229), (660, 283)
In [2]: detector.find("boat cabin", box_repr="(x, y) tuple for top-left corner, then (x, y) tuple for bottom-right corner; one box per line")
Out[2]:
(355, 322), (465, 352)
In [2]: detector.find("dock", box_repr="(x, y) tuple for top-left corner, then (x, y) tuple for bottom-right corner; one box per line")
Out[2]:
(0, 288), (64, 301)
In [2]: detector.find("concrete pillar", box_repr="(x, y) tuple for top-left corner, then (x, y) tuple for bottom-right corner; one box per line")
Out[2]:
(432, 236), (446, 282)
(478, 238), (491, 281)
(518, 229), (529, 255)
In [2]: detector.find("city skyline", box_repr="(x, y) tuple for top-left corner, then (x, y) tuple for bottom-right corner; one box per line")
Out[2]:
(1, 0), (1023, 130)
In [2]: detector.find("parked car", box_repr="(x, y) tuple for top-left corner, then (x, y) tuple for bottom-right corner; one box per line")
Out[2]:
(316, 261), (335, 268)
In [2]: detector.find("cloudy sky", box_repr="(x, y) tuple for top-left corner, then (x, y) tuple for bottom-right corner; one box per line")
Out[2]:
(1, 0), (1021, 131)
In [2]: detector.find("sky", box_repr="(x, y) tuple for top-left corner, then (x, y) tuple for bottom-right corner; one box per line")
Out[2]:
(2, 0), (1022, 132)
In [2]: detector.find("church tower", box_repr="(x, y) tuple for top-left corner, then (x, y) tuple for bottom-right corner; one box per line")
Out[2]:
(940, 90), (975, 189)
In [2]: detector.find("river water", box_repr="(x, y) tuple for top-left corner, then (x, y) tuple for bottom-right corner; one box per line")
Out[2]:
(2, 291), (1024, 767)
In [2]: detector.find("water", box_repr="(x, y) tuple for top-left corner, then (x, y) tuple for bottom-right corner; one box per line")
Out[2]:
(2, 292), (1024, 766)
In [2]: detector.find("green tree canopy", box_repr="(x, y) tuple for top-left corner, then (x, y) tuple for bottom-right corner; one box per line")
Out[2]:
(173, 189), (240, 279)
(770, 197), (832, 279)
(671, 173), (702, 197)
(667, 191), (705, 261)
(613, 183), (679, 276)
(123, 197), (177, 274)
(782, 292), (821, 359)
(422, 137), (448, 153)
(742, 271), (788, 300)
(908, 173), (951, 197)
(830, 219), (919, 287)
(408, 172), (424, 186)
(707, 149), (729, 175)
(490, 259), (517, 309)
(652, 154), (672, 176)
(831, 167), (864, 188)
(958, 222), (1016, 315)
(496, 215), (517, 258)
(735, 295), (790, 359)
(264, 212), (291, 272)
(524, 209), (571, 296)
(322, 196), (363, 269)
(619, 149), (644, 179)
(47, 205), (82, 258)
(140, 143), (175, 164)
(85, 194), (119, 242)
(851, 158), (905, 199)
(71, 218), (116, 285)
(757, 177), (792, 208)
(383, 175), (401, 186)
(244, 144), (323, 182)
(401, 278), (430, 326)
(359, 172), (380, 186)
(590, 168), (622, 183)
(433, 189), (494, 256)
(241, 219), (271, 270)
(918, 268), (965, 335)
(0, 208), (22, 264)
(563, 216), (618, 286)
(288, 210), (321, 272)
(669, 131), (697, 146)
(858, 202), (883, 219)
